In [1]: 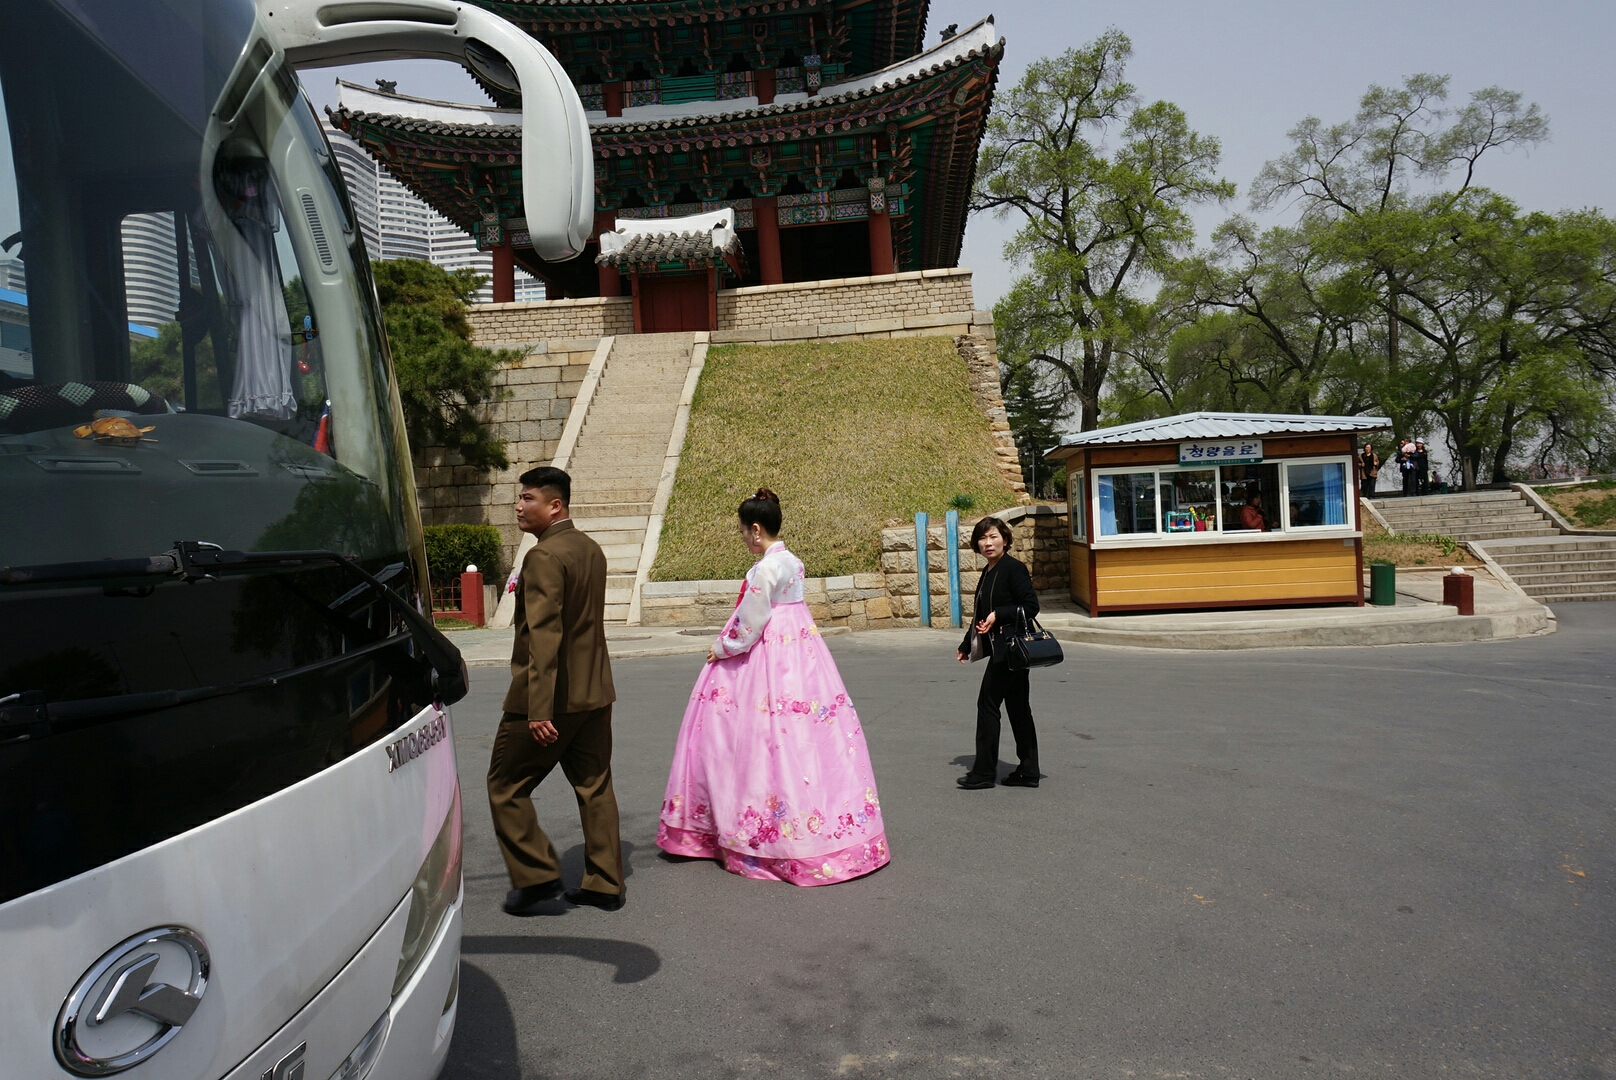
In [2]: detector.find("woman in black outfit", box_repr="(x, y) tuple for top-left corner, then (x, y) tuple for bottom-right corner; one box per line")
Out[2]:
(955, 517), (1041, 789)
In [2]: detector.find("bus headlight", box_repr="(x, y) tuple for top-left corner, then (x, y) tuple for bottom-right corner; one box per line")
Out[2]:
(393, 784), (462, 997)
(328, 1011), (388, 1080)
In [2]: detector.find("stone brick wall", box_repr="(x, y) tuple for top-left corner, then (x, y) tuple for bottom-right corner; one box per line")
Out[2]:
(957, 332), (1029, 501)
(413, 338), (599, 577)
(640, 574), (894, 630)
(464, 269), (975, 346)
(467, 297), (633, 347)
(877, 505), (1070, 628)
(714, 268), (977, 339)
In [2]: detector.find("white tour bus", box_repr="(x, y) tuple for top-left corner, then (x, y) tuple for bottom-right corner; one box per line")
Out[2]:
(0, 1), (589, 1077)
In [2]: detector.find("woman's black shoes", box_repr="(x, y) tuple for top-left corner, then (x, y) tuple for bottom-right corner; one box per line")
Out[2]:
(1001, 770), (1041, 788)
(956, 774), (995, 790)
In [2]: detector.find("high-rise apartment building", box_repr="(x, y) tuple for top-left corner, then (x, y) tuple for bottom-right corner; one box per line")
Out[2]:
(324, 119), (542, 303)
(119, 211), (181, 329)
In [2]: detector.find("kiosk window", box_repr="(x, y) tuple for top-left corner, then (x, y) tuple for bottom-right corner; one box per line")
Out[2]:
(1220, 463), (1281, 532)
(1098, 472), (1157, 535)
(1161, 468), (1217, 532)
(1287, 461), (1349, 526)
(1068, 470), (1087, 540)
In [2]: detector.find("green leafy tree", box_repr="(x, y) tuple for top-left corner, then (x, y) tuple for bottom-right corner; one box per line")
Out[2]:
(371, 258), (518, 471)
(1248, 74), (1549, 439)
(977, 30), (1234, 431)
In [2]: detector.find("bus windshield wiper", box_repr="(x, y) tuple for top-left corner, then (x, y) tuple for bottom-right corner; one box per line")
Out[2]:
(0, 633), (411, 744)
(1, 541), (468, 705)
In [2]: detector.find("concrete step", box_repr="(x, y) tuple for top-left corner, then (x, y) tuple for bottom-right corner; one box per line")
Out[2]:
(563, 515), (649, 533)
(569, 465), (664, 480)
(573, 528), (646, 547)
(1390, 524), (1555, 538)
(604, 586), (634, 604)
(1378, 505), (1545, 519)
(1528, 590), (1616, 603)
(572, 501), (653, 519)
(1507, 566), (1616, 585)
(574, 487), (658, 505)
(604, 603), (631, 622)
(1490, 551), (1616, 568)
(1372, 491), (1525, 508)
(1379, 511), (1548, 527)
(1481, 539), (1616, 554)
(1519, 579), (1616, 597)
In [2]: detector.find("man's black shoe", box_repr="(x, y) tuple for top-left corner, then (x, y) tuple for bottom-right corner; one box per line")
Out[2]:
(956, 774), (995, 790)
(1001, 771), (1040, 788)
(503, 880), (565, 915)
(565, 887), (625, 911)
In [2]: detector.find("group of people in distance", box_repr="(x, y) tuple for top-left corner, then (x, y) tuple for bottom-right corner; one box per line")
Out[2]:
(1360, 438), (1436, 499)
(485, 467), (1043, 914)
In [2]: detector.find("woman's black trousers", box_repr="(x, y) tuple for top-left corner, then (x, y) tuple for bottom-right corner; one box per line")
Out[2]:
(970, 661), (1039, 780)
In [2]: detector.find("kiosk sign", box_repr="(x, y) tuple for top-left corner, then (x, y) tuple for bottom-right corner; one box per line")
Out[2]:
(1180, 439), (1262, 464)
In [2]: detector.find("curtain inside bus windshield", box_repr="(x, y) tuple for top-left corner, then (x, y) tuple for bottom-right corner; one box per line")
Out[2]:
(214, 162), (295, 420)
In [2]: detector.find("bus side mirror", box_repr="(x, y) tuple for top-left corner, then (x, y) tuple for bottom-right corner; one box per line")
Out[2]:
(260, 0), (592, 262)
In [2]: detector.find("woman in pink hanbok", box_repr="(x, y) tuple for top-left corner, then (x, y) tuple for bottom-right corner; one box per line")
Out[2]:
(657, 489), (890, 885)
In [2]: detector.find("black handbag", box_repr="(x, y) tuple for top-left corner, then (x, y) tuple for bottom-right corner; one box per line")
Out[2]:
(1007, 607), (1064, 669)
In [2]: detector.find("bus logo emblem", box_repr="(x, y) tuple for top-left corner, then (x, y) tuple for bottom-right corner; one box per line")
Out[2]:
(386, 712), (448, 772)
(55, 926), (210, 1076)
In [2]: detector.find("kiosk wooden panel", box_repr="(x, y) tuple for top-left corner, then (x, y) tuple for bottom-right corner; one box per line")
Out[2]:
(1093, 539), (1360, 611)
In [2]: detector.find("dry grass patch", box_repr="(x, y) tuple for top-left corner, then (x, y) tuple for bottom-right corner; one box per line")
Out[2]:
(653, 338), (1019, 580)
(1362, 518), (1471, 568)
(1534, 480), (1616, 527)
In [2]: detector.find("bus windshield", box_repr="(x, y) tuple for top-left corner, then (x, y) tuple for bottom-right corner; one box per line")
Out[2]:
(0, 0), (436, 904)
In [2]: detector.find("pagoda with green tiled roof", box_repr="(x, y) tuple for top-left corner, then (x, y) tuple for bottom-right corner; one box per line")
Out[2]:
(329, 0), (1001, 306)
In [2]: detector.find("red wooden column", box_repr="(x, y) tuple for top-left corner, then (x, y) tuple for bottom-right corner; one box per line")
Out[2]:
(630, 271), (644, 334)
(707, 266), (719, 331)
(867, 209), (894, 277)
(753, 67), (776, 106)
(754, 195), (783, 285)
(603, 81), (625, 117)
(491, 242), (516, 302)
(594, 210), (620, 297)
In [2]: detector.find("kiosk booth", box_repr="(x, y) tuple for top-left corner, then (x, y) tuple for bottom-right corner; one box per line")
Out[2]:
(1046, 412), (1390, 614)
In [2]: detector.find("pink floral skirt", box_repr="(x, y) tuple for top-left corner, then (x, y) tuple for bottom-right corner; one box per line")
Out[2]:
(656, 602), (890, 886)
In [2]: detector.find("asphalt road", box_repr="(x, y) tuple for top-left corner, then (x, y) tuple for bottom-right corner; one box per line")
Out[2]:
(440, 605), (1616, 1080)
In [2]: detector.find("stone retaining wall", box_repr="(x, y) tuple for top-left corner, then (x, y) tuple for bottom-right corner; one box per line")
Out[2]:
(641, 574), (894, 630)
(877, 504), (1070, 628)
(464, 269), (975, 347)
(468, 297), (633, 347)
(414, 337), (600, 576)
(634, 505), (1070, 631)
(715, 268), (977, 338)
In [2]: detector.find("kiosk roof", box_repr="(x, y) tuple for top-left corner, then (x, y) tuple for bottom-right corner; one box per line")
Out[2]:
(1047, 412), (1392, 456)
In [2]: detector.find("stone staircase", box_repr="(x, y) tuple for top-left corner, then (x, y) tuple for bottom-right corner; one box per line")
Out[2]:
(566, 333), (697, 622)
(1473, 536), (1616, 604)
(1370, 490), (1559, 542)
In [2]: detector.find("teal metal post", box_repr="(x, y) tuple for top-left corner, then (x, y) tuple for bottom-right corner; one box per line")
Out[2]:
(945, 510), (962, 627)
(915, 512), (931, 626)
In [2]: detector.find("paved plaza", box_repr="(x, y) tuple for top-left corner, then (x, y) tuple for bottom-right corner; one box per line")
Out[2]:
(440, 604), (1616, 1079)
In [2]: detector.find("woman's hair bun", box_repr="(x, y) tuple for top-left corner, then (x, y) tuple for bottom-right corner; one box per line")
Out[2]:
(753, 487), (780, 503)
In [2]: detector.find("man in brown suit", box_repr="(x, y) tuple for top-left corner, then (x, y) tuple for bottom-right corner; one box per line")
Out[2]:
(488, 466), (624, 914)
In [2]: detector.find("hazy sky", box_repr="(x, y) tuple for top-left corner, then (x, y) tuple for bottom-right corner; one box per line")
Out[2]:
(4, 1), (1610, 314)
(302, 0), (1615, 311)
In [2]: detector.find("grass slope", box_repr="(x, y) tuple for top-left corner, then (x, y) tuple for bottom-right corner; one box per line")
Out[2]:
(653, 338), (1018, 581)
(1534, 480), (1616, 527)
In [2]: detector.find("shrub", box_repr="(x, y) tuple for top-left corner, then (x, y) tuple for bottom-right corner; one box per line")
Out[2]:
(422, 524), (503, 583)
(948, 493), (978, 512)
